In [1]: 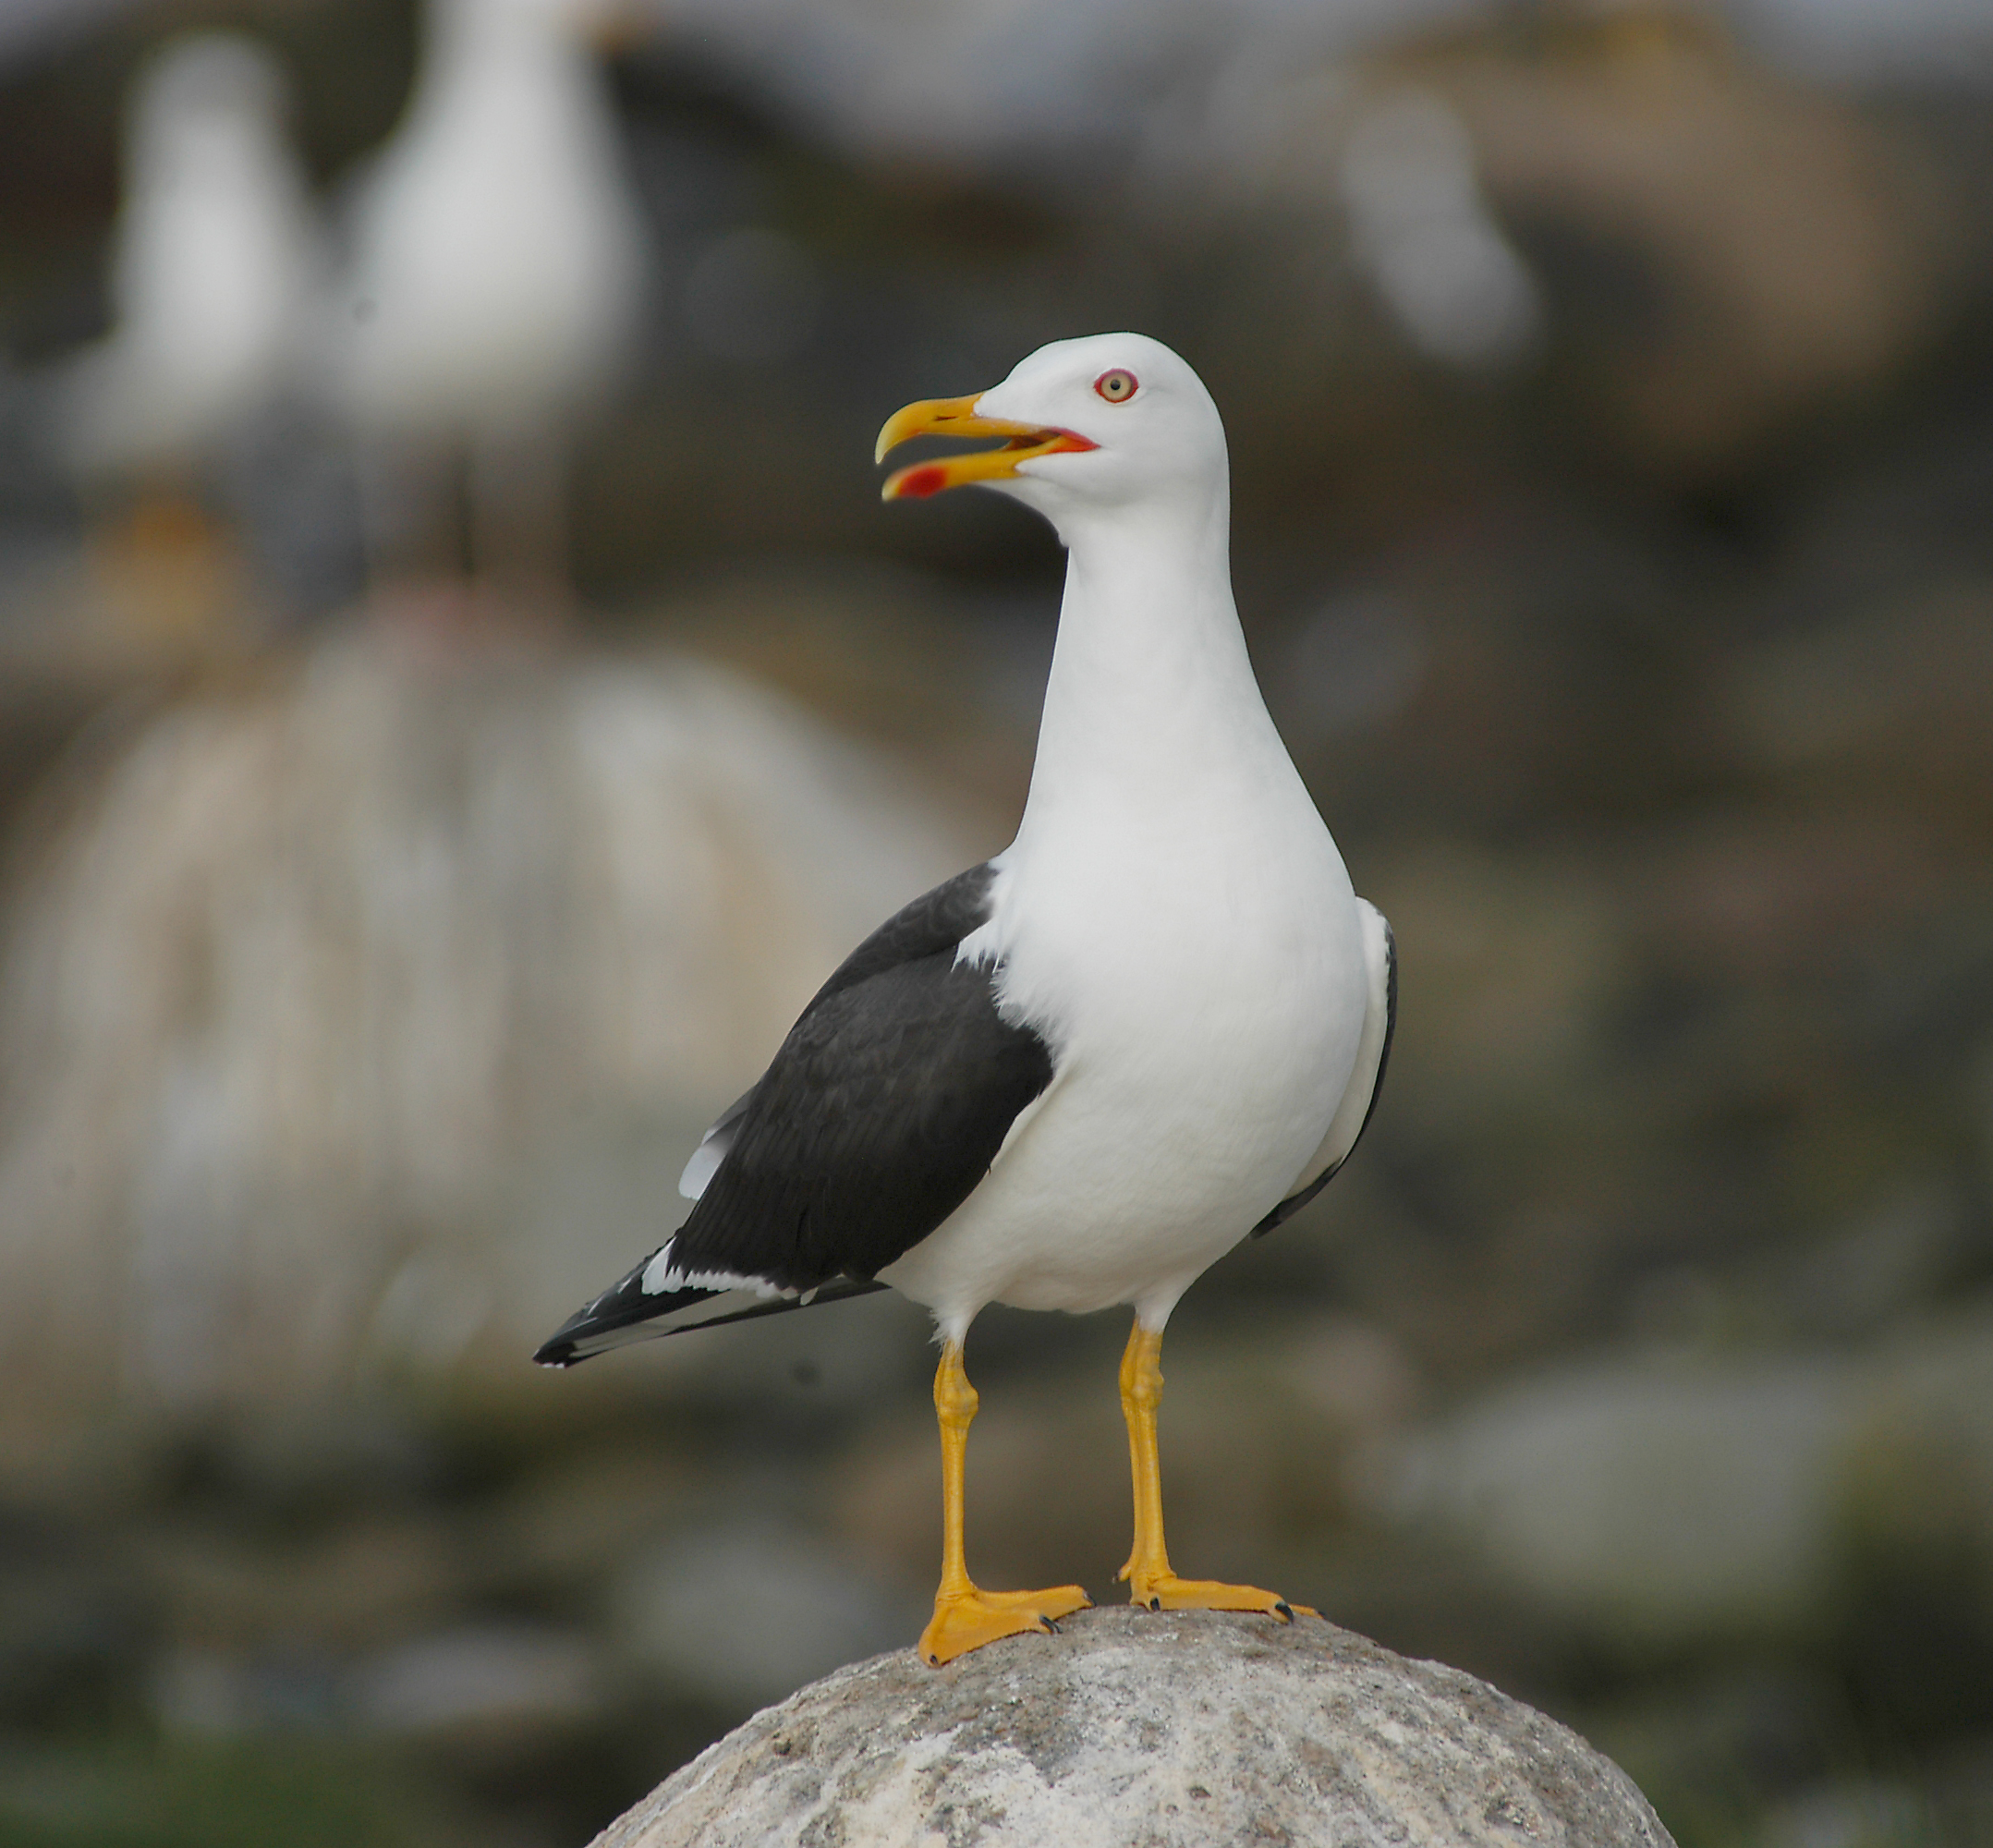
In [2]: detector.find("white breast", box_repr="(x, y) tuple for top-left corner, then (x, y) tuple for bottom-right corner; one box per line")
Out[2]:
(881, 748), (1367, 1333)
(875, 345), (1373, 1339)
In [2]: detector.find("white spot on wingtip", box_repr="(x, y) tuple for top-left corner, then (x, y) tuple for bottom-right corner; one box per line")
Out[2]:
(640, 1240), (796, 1301)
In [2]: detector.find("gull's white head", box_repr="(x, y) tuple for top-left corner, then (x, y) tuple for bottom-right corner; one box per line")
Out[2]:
(876, 334), (1227, 529)
(129, 33), (290, 187)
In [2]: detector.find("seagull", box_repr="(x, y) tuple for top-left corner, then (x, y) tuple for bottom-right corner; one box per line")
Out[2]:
(57, 32), (321, 485)
(536, 333), (1396, 1668)
(332, 0), (650, 601)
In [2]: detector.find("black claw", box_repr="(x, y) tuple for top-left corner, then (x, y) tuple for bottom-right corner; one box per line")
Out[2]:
(1149, 1597), (1161, 1611)
(1274, 1600), (1293, 1621)
(1041, 1616), (1058, 1634)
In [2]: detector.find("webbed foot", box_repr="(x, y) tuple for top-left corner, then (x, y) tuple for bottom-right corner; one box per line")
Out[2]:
(1120, 1565), (1315, 1621)
(918, 1583), (1092, 1667)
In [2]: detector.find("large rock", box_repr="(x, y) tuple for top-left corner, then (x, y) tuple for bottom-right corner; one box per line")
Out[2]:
(0, 623), (971, 1413)
(594, 1607), (1675, 1847)
(1371, 1300), (1993, 1650)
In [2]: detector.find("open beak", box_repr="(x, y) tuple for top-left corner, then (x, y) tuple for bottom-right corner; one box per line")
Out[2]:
(875, 394), (1097, 501)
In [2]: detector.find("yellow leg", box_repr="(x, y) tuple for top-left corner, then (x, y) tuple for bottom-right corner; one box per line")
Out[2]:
(1116, 1318), (1316, 1620)
(918, 1342), (1091, 1667)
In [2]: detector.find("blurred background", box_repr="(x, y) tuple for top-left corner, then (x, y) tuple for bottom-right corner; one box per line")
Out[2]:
(0, 0), (1990, 1842)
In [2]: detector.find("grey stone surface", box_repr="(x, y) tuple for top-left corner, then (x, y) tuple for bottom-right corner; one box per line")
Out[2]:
(592, 1607), (1676, 1848)
(0, 627), (968, 1412)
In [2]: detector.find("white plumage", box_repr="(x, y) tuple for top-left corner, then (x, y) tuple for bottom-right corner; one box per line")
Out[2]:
(58, 34), (321, 482)
(331, 0), (651, 593)
(335, 0), (650, 446)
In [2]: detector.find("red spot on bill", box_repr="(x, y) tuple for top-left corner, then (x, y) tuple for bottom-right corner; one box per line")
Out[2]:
(899, 465), (949, 498)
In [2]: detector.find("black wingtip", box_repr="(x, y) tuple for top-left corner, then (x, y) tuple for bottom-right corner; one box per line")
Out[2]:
(532, 1295), (620, 1368)
(528, 1246), (725, 1369)
(529, 1270), (894, 1371)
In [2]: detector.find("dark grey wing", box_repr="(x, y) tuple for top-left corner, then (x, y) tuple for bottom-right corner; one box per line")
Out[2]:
(676, 862), (1001, 1203)
(535, 863), (1053, 1367)
(1253, 901), (1395, 1237)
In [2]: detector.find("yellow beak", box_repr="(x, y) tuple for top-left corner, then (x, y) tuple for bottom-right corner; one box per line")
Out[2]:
(875, 393), (1097, 502)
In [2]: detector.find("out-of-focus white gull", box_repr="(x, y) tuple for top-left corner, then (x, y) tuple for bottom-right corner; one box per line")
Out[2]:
(333, 0), (652, 594)
(56, 34), (322, 483)
(1338, 90), (1541, 372)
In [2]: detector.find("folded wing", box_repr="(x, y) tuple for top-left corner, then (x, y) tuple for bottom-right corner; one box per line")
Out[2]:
(535, 864), (1055, 1365)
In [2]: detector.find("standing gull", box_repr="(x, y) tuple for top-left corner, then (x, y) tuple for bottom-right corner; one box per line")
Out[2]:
(57, 34), (320, 486)
(537, 334), (1395, 1667)
(333, 0), (650, 601)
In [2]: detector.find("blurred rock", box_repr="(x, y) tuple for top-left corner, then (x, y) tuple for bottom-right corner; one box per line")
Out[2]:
(1266, 589), (1429, 756)
(356, 1623), (603, 1741)
(1720, 584), (1993, 803)
(651, 568), (1048, 834)
(611, 1520), (924, 1711)
(1284, 1315), (1424, 1431)
(631, 0), (1435, 186)
(1440, 15), (1958, 469)
(1379, 1351), (1852, 1641)
(1774, 1180), (1975, 1340)
(137, 1510), (466, 1658)
(1583, 1665), (1850, 1848)
(1367, 841), (1625, 1139)
(1761, 1780), (1935, 1848)
(149, 1621), (608, 1748)
(597, 1607), (1676, 1848)
(488, 1446), (704, 1590)
(148, 1646), (342, 1735)
(0, 1550), (147, 1729)
(1839, 1305), (1993, 1622)
(1375, 1301), (1993, 1650)
(0, 623), (972, 1414)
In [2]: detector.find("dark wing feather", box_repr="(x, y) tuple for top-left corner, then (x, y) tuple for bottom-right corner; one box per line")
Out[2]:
(679, 948), (1051, 1287)
(676, 861), (1004, 1203)
(534, 862), (1052, 1367)
(532, 1270), (885, 1367)
(803, 861), (1002, 1004)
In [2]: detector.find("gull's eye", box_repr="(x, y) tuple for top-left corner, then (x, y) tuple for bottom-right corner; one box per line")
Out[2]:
(1094, 369), (1137, 403)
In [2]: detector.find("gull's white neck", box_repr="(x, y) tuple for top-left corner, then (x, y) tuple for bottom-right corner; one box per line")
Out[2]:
(420, 0), (590, 128)
(1013, 489), (1295, 856)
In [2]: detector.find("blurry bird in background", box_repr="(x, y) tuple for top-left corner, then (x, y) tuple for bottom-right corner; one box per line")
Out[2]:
(52, 33), (324, 642)
(1338, 88), (1541, 373)
(331, 0), (654, 623)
